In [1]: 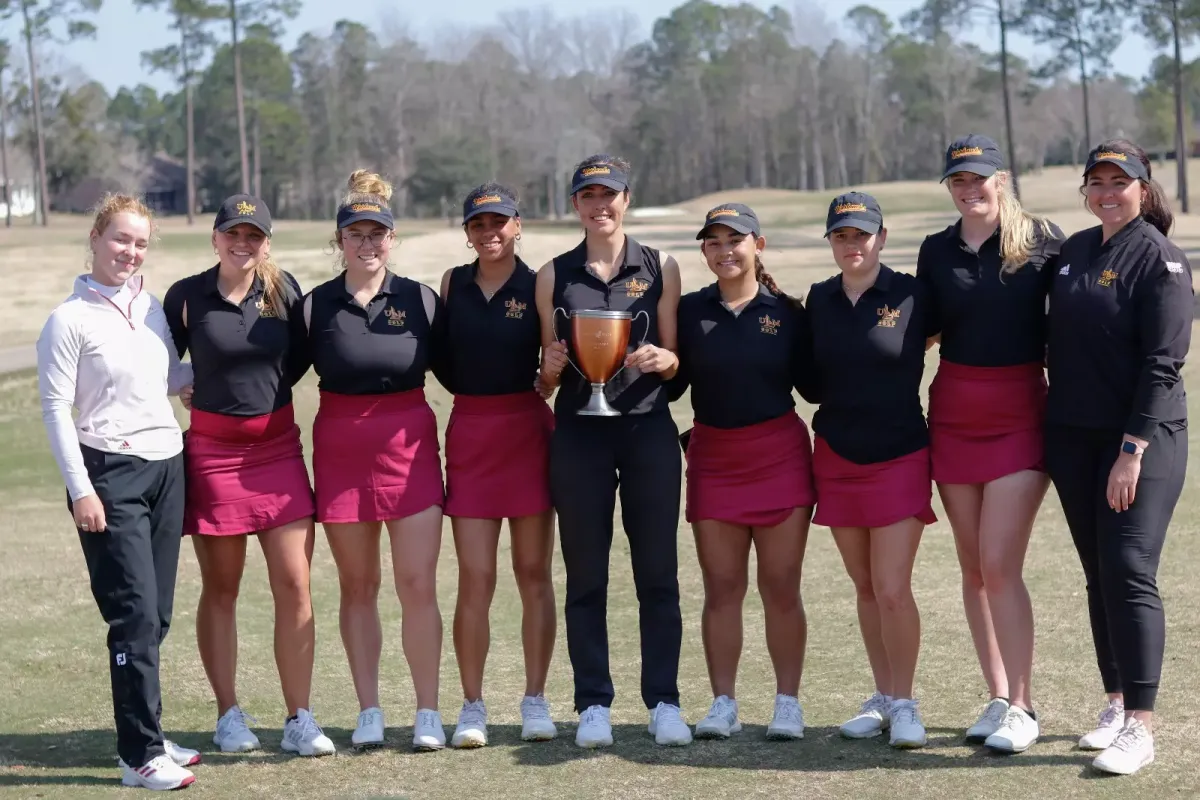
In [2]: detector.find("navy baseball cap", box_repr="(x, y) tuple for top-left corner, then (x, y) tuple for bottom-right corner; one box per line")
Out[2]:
(214, 194), (271, 236)
(570, 161), (630, 195)
(1084, 144), (1150, 182)
(941, 134), (1004, 181)
(696, 203), (761, 239)
(825, 192), (884, 236)
(337, 198), (394, 230)
(463, 186), (519, 223)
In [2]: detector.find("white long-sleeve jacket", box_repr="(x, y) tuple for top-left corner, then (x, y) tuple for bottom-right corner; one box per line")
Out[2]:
(36, 274), (192, 501)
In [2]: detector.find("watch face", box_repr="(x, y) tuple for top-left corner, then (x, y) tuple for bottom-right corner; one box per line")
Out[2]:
(1122, 441), (1138, 454)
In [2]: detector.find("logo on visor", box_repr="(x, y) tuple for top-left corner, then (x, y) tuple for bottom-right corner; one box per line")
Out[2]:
(709, 208), (739, 220)
(473, 194), (503, 207)
(877, 305), (901, 328)
(350, 203), (382, 213)
(835, 203), (868, 214)
(236, 201), (256, 216)
(951, 146), (984, 158)
(581, 166), (612, 177)
(384, 306), (407, 327)
(1096, 151), (1128, 162)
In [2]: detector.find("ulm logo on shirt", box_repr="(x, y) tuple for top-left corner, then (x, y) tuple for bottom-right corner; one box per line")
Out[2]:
(877, 305), (901, 328)
(1097, 269), (1118, 288)
(505, 298), (526, 319)
(384, 307), (407, 327)
(1059, 264), (1070, 276)
(255, 297), (277, 318)
(625, 278), (650, 298)
(759, 314), (781, 335)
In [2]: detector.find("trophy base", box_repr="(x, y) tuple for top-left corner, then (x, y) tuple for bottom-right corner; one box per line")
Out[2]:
(577, 384), (620, 417)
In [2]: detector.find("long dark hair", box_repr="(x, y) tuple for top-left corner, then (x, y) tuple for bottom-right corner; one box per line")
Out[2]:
(1084, 139), (1174, 236)
(755, 255), (802, 309)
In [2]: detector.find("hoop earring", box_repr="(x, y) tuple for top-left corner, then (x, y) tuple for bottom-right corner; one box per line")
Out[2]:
(516, 233), (522, 241)
(466, 241), (474, 250)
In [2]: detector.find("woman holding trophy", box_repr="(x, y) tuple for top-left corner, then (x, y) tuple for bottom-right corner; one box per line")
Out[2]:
(671, 203), (817, 741)
(534, 154), (692, 749)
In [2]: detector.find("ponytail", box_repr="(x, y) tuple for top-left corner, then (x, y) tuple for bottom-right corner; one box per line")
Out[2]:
(755, 255), (803, 309)
(995, 171), (1054, 274)
(1141, 178), (1174, 236)
(255, 254), (292, 320)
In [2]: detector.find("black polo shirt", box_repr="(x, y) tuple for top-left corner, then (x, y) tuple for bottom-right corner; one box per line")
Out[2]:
(162, 265), (308, 417)
(307, 270), (446, 396)
(806, 265), (933, 464)
(917, 220), (1065, 366)
(440, 259), (541, 396)
(671, 282), (816, 429)
(1046, 217), (1193, 440)
(550, 235), (669, 416)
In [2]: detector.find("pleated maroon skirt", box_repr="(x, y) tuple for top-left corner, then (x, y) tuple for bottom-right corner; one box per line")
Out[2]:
(685, 410), (816, 527)
(928, 360), (1047, 484)
(444, 391), (554, 519)
(312, 389), (445, 524)
(812, 436), (937, 529)
(183, 404), (315, 536)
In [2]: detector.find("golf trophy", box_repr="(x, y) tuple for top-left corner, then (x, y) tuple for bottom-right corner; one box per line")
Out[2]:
(553, 307), (650, 416)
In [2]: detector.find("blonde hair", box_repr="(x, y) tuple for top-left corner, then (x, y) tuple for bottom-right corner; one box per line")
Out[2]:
(996, 171), (1054, 274)
(91, 192), (155, 239)
(255, 253), (292, 320)
(331, 169), (396, 270)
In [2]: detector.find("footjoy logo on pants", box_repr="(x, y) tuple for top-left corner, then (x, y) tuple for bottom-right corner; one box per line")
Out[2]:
(115, 653), (127, 666)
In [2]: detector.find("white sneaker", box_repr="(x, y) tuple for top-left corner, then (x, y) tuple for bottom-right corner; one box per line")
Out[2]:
(352, 707), (385, 749)
(889, 698), (927, 749)
(520, 695), (557, 741)
(1079, 700), (1126, 750)
(766, 694), (805, 740)
(413, 708), (446, 751)
(163, 740), (201, 767)
(281, 708), (336, 757)
(213, 705), (260, 753)
(1092, 718), (1154, 776)
(965, 697), (1010, 742)
(575, 705), (613, 748)
(648, 702), (692, 746)
(985, 706), (1039, 753)
(119, 755), (196, 791)
(452, 700), (488, 749)
(840, 692), (893, 739)
(694, 695), (741, 739)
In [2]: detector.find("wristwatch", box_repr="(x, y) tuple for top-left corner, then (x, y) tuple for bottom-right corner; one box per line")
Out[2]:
(1121, 441), (1145, 456)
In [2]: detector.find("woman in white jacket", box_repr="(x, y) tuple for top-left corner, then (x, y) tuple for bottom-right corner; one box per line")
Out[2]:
(36, 194), (199, 792)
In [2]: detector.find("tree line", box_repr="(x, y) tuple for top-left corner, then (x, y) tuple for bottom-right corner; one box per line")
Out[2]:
(1, 0), (1199, 226)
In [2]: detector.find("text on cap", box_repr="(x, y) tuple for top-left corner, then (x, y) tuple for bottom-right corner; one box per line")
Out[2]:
(350, 203), (382, 213)
(835, 202), (868, 214)
(1096, 151), (1128, 161)
(473, 194), (503, 206)
(236, 201), (256, 215)
(581, 165), (612, 176)
(951, 146), (984, 158)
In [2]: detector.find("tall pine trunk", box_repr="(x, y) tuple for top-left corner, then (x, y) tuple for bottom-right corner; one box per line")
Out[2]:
(999, 0), (1021, 199)
(1173, 0), (1189, 212)
(230, 0), (250, 194)
(1, 62), (10, 228)
(21, 4), (48, 226)
(181, 16), (196, 224)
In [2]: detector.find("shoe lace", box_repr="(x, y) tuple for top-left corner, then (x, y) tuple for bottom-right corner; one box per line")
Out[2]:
(416, 710), (440, 730)
(655, 703), (684, 726)
(999, 707), (1027, 730)
(522, 695), (551, 720)
(892, 700), (919, 726)
(219, 707), (257, 736)
(774, 697), (803, 724)
(459, 700), (487, 727)
(357, 708), (382, 727)
(1098, 703), (1125, 728)
(984, 701), (1010, 726)
(294, 710), (326, 740)
(862, 693), (890, 715)
(580, 705), (608, 727)
(144, 754), (176, 772)
(1109, 720), (1147, 752)
(707, 696), (736, 720)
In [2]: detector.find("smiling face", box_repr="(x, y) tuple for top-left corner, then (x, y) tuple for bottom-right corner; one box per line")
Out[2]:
(572, 184), (628, 234)
(828, 226), (886, 275)
(212, 223), (270, 275)
(1085, 162), (1145, 229)
(89, 211), (151, 286)
(337, 221), (394, 276)
(700, 224), (761, 281)
(465, 212), (520, 263)
(947, 171), (1002, 221)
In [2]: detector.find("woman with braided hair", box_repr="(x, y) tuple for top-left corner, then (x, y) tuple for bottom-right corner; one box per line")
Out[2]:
(669, 203), (817, 741)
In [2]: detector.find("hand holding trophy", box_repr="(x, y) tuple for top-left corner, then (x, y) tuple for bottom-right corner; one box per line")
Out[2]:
(552, 308), (651, 416)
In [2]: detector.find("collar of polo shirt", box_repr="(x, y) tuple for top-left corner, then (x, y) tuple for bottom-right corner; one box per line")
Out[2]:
(701, 282), (776, 307)
(339, 269), (402, 304)
(829, 263), (895, 297)
(203, 264), (265, 298)
(571, 235), (644, 273)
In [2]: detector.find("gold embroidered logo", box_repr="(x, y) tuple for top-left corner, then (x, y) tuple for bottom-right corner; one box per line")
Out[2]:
(350, 202), (382, 213)
(625, 278), (649, 298)
(581, 165), (611, 176)
(709, 208), (739, 219)
(473, 194), (503, 207)
(877, 305), (901, 327)
(1098, 269), (1119, 287)
(1097, 151), (1128, 162)
(384, 306), (406, 327)
(255, 297), (276, 318)
(505, 298), (526, 319)
(835, 202), (868, 214)
(759, 314), (781, 335)
(951, 146), (984, 158)
(236, 201), (256, 216)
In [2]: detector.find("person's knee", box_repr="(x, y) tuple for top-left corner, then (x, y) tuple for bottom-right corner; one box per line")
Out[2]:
(339, 568), (381, 607)
(458, 561), (499, 606)
(512, 555), (551, 597)
(872, 579), (914, 614)
(703, 570), (748, 611)
(980, 551), (1022, 594)
(757, 567), (800, 611)
(395, 566), (437, 607)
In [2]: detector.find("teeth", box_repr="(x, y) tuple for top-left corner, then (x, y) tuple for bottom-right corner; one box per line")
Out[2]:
(1100, 203), (1120, 209)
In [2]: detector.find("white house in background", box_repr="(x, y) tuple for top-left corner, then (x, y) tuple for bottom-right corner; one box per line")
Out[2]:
(1, 141), (37, 220)
(1, 182), (35, 218)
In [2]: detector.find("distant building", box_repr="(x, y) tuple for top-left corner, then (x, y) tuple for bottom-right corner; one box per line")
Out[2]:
(51, 152), (197, 216)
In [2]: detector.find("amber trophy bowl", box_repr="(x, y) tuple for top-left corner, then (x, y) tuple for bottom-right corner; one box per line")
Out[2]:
(553, 308), (650, 416)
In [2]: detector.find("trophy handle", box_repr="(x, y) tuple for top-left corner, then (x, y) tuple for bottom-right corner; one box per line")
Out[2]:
(611, 309), (654, 380)
(551, 307), (587, 380)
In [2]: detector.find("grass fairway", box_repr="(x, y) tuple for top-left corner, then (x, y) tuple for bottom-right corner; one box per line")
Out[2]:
(2, 167), (1200, 797)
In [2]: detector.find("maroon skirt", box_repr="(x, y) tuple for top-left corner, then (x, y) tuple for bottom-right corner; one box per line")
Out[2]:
(686, 411), (816, 527)
(444, 391), (554, 519)
(313, 389), (445, 524)
(183, 404), (315, 536)
(928, 360), (1046, 484)
(812, 436), (937, 529)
